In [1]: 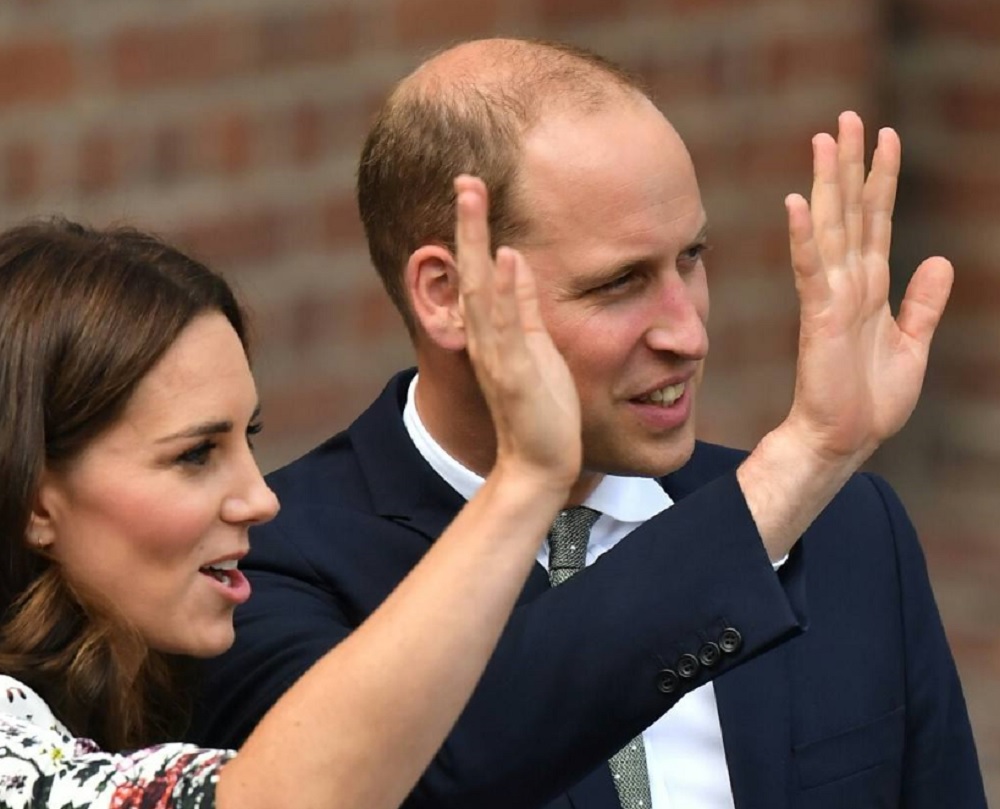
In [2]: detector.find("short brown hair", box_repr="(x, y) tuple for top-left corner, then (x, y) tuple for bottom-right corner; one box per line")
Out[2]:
(356, 38), (646, 335)
(0, 219), (247, 750)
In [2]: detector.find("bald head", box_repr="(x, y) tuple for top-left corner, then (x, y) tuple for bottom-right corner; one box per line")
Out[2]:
(407, 38), (638, 120)
(356, 38), (651, 335)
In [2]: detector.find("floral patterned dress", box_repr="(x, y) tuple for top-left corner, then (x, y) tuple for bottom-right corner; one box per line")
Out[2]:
(0, 675), (235, 808)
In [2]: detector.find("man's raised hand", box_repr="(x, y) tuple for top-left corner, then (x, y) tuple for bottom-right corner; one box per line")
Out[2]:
(783, 111), (953, 467)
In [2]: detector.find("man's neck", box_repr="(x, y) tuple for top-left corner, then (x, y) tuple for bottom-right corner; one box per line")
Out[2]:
(413, 368), (604, 508)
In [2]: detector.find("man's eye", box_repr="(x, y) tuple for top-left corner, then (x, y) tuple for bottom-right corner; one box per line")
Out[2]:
(176, 440), (216, 467)
(595, 271), (639, 294)
(681, 242), (710, 264)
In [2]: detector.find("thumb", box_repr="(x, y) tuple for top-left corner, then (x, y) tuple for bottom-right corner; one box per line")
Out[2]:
(897, 256), (954, 350)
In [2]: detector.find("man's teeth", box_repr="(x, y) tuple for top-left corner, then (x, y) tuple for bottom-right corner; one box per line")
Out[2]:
(640, 383), (685, 406)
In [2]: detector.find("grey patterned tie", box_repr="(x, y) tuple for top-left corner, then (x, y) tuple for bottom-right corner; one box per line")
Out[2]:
(547, 507), (653, 809)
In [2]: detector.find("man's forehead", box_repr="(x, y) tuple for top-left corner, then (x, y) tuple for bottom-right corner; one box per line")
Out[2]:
(513, 101), (702, 244)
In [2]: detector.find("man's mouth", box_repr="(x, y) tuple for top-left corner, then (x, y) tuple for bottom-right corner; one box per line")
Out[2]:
(634, 382), (686, 407)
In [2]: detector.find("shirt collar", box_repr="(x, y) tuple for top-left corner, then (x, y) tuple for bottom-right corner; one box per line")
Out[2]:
(402, 374), (674, 523)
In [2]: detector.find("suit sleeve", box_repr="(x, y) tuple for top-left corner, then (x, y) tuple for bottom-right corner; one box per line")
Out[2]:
(195, 470), (806, 809)
(866, 475), (987, 808)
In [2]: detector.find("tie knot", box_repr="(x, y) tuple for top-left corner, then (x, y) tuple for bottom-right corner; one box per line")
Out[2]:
(547, 506), (601, 585)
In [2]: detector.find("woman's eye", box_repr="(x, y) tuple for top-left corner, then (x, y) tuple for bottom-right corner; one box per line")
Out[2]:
(246, 421), (263, 450)
(176, 440), (216, 467)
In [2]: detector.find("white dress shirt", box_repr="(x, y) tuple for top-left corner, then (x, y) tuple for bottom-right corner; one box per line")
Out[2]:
(402, 375), (737, 809)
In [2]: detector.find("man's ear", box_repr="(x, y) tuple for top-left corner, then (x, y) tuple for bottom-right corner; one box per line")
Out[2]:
(405, 245), (467, 351)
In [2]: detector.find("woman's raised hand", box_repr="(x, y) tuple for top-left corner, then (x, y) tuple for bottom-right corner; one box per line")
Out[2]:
(453, 175), (581, 491)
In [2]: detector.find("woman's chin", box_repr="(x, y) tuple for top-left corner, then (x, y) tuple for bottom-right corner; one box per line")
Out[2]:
(151, 621), (235, 658)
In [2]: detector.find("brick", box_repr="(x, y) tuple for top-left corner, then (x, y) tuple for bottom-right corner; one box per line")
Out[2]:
(354, 284), (404, 341)
(634, 0), (740, 13)
(175, 209), (286, 266)
(0, 38), (75, 108)
(934, 358), (1000, 399)
(4, 140), (43, 202)
(292, 102), (324, 165)
(948, 269), (1000, 315)
(151, 123), (189, 185)
(111, 17), (250, 92)
(709, 316), (798, 368)
(77, 130), (118, 194)
(206, 111), (254, 176)
(639, 60), (722, 103)
(907, 0), (1000, 43)
(538, 0), (627, 26)
(938, 85), (1000, 133)
(394, 0), (503, 46)
(909, 172), (1000, 219)
(324, 195), (364, 249)
(258, 378), (354, 443)
(256, 8), (356, 69)
(765, 33), (876, 88)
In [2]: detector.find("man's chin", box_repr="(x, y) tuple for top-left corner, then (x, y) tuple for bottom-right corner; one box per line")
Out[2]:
(584, 436), (696, 479)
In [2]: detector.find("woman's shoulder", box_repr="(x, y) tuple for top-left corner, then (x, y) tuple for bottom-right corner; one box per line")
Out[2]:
(0, 674), (76, 742)
(0, 673), (234, 808)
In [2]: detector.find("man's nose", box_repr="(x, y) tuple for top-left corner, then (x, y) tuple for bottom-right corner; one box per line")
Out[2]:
(644, 276), (709, 360)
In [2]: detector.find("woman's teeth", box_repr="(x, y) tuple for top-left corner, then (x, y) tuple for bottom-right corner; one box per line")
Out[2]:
(201, 559), (239, 585)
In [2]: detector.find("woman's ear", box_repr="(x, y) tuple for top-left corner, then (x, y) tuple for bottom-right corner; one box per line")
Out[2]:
(27, 471), (60, 550)
(405, 245), (467, 351)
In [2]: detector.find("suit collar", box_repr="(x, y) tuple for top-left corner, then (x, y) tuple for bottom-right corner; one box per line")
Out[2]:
(348, 369), (467, 540)
(660, 441), (748, 500)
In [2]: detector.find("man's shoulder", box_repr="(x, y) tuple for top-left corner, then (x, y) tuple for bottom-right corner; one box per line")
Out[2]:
(262, 369), (417, 509)
(265, 429), (365, 506)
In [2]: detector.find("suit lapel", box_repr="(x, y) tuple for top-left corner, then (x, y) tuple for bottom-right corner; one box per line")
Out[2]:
(348, 368), (552, 609)
(565, 763), (621, 809)
(348, 369), (467, 539)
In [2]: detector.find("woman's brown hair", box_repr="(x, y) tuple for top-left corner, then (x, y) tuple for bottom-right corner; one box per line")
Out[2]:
(0, 218), (248, 751)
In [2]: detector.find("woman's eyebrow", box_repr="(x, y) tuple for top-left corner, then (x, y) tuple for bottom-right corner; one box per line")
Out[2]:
(155, 404), (261, 443)
(156, 420), (234, 443)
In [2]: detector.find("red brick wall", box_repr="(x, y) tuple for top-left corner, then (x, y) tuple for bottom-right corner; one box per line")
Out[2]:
(885, 0), (1000, 794)
(1, 0), (997, 798)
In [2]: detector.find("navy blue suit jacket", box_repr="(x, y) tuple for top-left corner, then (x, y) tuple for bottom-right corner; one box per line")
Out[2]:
(194, 370), (985, 809)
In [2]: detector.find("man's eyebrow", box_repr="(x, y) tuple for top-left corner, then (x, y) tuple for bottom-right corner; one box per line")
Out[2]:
(155, 404), (261, 443)
(692, 222), (709, 243)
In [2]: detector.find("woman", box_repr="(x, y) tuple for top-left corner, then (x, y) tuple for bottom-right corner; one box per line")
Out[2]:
(0, 176), (580, 808)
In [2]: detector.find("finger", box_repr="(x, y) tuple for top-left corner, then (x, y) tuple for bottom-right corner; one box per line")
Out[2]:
(810, 132), (847, 268)
(454, 174), (492, 301)
(492, 246), (521, 337)
(897, 256), (954, 350)
(786, 193), (830, 313)
(861, 127), (901, 260)
(510, 249), (546, 334)
(837, 111), (865, 256)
